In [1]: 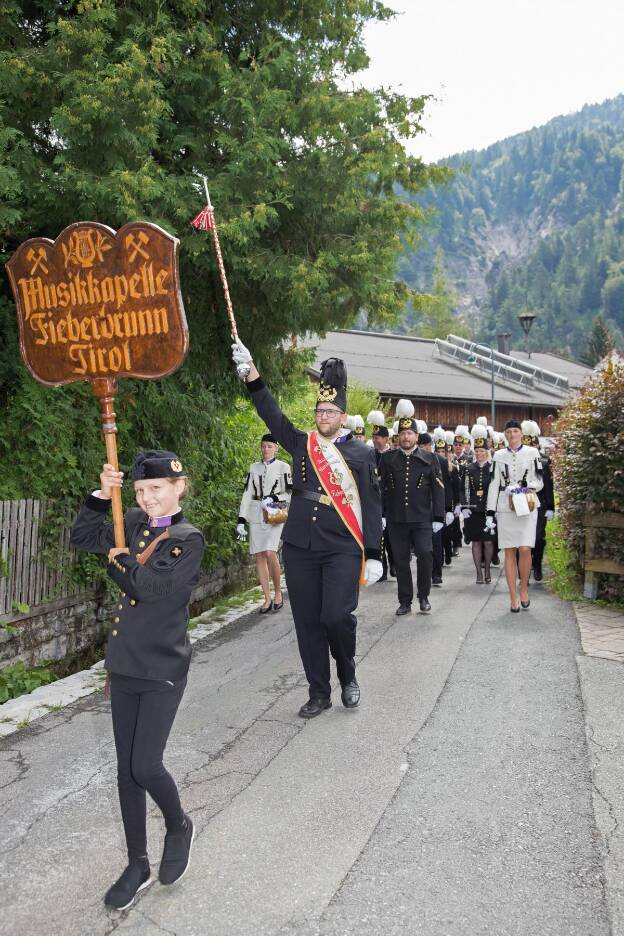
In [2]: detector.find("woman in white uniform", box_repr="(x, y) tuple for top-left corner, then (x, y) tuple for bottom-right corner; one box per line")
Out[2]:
(486, 420), (543, 612)
(237, 434), (292, 613)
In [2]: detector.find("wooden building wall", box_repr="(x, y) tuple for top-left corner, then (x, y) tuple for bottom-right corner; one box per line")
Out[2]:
(382, 398), (559, 433)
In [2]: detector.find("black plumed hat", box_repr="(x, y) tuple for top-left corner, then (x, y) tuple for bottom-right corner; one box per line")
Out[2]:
(317, 358), (347, 412)
(131, 450), (186, 481)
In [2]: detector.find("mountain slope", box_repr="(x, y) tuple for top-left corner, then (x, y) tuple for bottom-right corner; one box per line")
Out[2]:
(399, 95), (624, 358)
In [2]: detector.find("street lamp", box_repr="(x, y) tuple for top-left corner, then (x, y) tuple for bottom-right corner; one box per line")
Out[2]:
(518, 307), (537, 359)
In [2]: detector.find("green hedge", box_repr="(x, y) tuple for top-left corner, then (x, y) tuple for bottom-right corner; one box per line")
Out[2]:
(552, 354), (624, 601)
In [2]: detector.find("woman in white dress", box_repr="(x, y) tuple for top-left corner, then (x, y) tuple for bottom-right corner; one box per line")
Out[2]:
(237, 434), (292, 613)
(486, 420), (543, 612)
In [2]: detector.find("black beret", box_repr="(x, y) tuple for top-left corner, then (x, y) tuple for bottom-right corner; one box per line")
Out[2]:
(504, 420), (522, 431)
(418, 432), (432, 446)
(261, 434), (277, 444)
(131, 450), (186, 481)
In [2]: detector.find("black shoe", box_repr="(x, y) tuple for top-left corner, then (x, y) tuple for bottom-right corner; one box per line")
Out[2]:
(510, 604), (521, 613)
(104, 860), (151, 910)
(378, 574), (388, 582)
(451, 549), (459, 557)
(389, 565), (396, 577)
(491, 554), (500, 566)
(521, 599), (531, 610)
(273, 598), (284, 611)
(533, 567), (543, 582)
(418, 598), (431, 614)
(341, 679), (360, 708)
(395, 603), (411, 616)
(159, 815), (195, 886)
(432, 577), (443, 587)
(475, 574), (484, 584)
(258, 600), (273, 614)
(444, 557), (452, 566)
(298, 697), (332, 719)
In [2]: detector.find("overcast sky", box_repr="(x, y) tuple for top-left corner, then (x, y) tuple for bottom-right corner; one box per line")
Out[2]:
(360, 0), (624, 162)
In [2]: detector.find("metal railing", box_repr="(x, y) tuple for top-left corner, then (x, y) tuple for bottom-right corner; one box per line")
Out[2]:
(446, 335), (569, 393)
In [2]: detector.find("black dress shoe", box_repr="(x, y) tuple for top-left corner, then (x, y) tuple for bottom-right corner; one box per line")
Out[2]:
(432, 576), (443, 587)
(298, 698), (332, 719)
(389, 565), (396, 577)
(533, 567), (543, 581)
(419, 598), (431, 613)
(491, 554), (500, 566)
(395, 603), (411, 616)
(105, 859), (151, 910)
(160, 815), (195, 885)
(341, 679), (360, 708)
(258, 600), (273, 614)
(444, 557), (452, 566)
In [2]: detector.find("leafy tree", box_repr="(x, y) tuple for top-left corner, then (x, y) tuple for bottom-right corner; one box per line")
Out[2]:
(0, 0), (441, 525)
(579, 315), (614, 366)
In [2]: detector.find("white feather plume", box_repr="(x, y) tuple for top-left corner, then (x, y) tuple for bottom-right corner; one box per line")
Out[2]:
(416, 420), (428, 434)
(395, 398), (415, 419)
(471, 424), (488, 440)
(445, 430), (455, 446)
(367, 409), (385, 427)
(476, 416), (488, 427)
(454, 425), (469, 437)
(392, 420), (399, 435)
(433, 426), (446, 442)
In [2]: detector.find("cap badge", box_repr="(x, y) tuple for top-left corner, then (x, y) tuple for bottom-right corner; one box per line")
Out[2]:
(317, 383), (338, 402)
(171, 460), (183, 472)
(399, 417), (412, 430)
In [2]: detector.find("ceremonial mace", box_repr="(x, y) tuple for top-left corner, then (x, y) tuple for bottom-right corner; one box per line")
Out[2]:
(191, 179), (250, 378)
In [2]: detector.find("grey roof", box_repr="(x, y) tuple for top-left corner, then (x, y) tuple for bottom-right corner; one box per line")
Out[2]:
(303, 330), (591, 407)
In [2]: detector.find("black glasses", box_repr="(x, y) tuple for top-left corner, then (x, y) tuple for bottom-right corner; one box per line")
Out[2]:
(315, 408), (341, 418)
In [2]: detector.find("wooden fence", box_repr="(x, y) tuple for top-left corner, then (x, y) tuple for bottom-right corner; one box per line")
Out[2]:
(0, 499), (77, 618)
(583, 511), (624, 599)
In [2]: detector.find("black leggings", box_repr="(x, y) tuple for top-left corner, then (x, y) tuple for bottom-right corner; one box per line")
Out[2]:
(110, 672), (187, 861)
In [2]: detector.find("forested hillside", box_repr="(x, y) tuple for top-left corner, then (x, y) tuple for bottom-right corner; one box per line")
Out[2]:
(399, 95), (624, 360)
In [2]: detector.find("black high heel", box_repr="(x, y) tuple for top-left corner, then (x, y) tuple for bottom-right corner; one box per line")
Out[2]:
(258, 600), (273, 614)
(510, 603), (521, 613)
(273, 596), (284, 611)
(521, 599), (530, 610)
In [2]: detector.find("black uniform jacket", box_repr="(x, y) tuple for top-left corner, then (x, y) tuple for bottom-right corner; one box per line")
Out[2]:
(70, 496), (204, 681)
(246, 378), (382, 560)
(463, 460), (493, 512)
(379, 447), (446, 526)
(436, 454), (454, 513)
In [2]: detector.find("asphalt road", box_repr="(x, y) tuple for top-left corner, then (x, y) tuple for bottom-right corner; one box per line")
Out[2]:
(0, 549), (618, 936)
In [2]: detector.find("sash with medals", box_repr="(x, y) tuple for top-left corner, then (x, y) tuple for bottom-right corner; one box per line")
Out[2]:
(307, 431), (367, 583)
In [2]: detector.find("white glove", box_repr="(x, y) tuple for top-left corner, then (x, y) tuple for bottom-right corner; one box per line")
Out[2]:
(454, 504), (462, 517)
(432, 521), (444, 533)
(485, 516), (496, 533)
(445, 511), (454, 526)
(545, 509), (554, 521)
(364, 559), (383, 586)
(236, 523), (247, 541)
(461, 508), (472, 519)
(231, 339), (252, 379)
(382, 517), (387, 530)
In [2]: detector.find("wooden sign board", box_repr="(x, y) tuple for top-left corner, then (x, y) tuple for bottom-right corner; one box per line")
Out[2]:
(6, 221), (188, 386)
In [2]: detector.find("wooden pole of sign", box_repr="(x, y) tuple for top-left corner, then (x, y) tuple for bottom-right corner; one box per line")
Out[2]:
(92, 378), (126, 548)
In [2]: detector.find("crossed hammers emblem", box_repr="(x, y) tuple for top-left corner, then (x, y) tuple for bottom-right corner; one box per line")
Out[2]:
(27, 247), (48, 275)
(125, 231), (150, 263)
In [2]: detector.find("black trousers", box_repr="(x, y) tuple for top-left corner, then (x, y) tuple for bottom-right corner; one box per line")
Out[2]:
(282, 541), (361, 700)
(533, 537), (546, 570)
(381, 530), (394, 576)
(442, 524), (454, 563)
(111, 672), (187, 861)
(451, 515), (462, 548)
(387, 522), (433, 605)
(432, 528), (443, 579)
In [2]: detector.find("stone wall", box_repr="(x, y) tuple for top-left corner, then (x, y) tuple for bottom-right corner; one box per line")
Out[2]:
(0, 556), (252, 670)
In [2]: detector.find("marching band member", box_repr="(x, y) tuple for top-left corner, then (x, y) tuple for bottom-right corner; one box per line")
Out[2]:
(237, 434), (292, 613)
(463, 425), (495, 584)
(522, 420), (555, 581)
(70, 452), (203, 909)
(232, 340), (383, 718)
(486, 420), (544, 612)
(379, 400), (445, 615)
